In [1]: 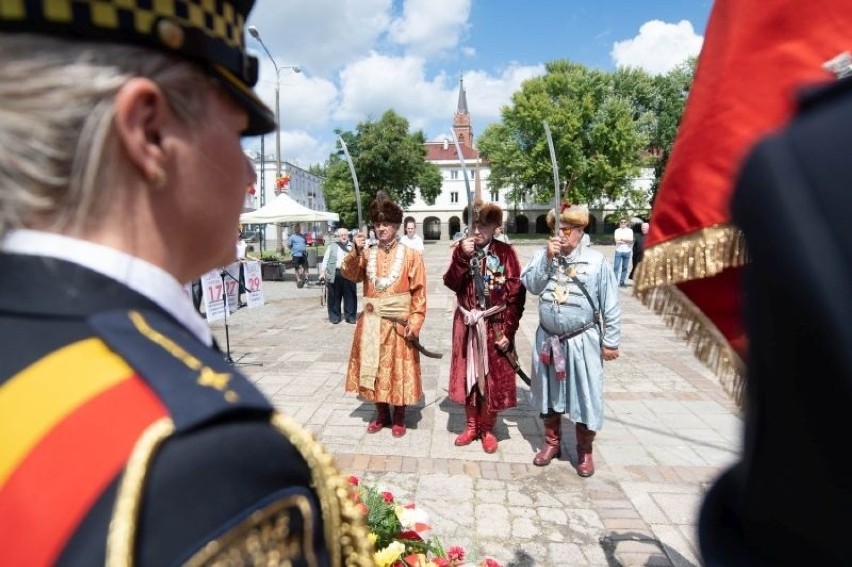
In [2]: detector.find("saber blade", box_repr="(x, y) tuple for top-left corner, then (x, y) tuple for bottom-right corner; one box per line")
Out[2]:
(450, 130), (474, 232)
(338, 135), (363, 232)
(543, 120), (561, 234)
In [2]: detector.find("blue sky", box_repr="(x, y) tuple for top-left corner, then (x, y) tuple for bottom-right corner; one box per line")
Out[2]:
(244, 0), (714, 167)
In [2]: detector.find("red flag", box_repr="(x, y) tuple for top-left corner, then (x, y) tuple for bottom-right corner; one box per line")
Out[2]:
(635, 0), (852, 404)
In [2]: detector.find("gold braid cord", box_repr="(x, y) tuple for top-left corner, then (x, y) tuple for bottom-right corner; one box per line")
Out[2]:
(106, 418), (176, 567)
(270, 413), (374, 567)
(105, 414), (372, 566)
(633, 224), (748, 408)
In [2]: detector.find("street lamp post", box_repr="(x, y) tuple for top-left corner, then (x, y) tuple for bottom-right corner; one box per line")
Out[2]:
(247, 25), (300, 252)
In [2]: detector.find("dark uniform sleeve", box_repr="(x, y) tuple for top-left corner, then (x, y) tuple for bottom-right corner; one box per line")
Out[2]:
(83, 309), (373, 567)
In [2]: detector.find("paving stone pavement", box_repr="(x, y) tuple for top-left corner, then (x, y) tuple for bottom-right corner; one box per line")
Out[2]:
(212, 240), (742, 567)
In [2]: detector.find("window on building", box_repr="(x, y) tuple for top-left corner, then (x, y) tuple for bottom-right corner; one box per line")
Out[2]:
(490, 190), (499, 201)
(450, 192), (459, 203)
(450, 170), (459, 180)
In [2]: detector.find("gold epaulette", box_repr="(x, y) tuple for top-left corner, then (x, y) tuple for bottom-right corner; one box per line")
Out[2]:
(105, 414), (373, 567)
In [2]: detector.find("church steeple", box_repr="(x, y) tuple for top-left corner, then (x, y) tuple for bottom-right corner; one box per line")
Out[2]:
(456, 76), (469, 115)
(453, 76), (473, 148)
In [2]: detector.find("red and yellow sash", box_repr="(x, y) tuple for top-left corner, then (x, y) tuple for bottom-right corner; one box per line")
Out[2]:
(0, 338), (166, 567)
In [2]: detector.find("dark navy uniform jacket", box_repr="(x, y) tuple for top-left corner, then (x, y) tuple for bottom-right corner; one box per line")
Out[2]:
(699, 77), (852, 565)
(0, 254), (370, 566)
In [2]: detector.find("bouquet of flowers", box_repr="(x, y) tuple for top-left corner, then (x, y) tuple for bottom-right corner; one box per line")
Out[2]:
(348, 476), (501, 567)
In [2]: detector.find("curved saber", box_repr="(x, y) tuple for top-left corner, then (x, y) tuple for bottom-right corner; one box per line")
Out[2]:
(338, 135), (363, 231)
(543, 120), (561, 234)
(450, 131), (474, 231)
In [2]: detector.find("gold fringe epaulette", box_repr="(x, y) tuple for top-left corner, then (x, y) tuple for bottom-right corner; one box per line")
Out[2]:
(633, 224), (748, 409)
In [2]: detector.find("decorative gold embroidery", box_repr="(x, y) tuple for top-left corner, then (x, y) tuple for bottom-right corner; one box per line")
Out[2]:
(184, 495), (317, 567)
(106, 417), (176, 567)
(197, 368), (231, 391)
(270, 414), (374, 566)
(129, 311), (237, 401)
(129, 311), (203, 370)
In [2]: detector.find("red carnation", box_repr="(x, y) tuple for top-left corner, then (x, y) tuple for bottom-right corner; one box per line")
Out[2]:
(447, 546), (465, 561)
(382, 491), (394, 503)
(347, 475), (359, 486)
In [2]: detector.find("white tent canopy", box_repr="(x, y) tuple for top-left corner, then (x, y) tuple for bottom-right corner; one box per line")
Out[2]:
(240, 192), (339, 224)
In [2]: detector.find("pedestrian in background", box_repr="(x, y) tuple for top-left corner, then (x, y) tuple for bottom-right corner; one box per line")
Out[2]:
(493, 225), (511, 244)
(0, 3), (371, 565)
(320, 227), (358, 324)
(443, 200), (526, 453)
(612, 218), (633, 287)
(341, 191), (427, 437)
(400, 215), (425, 253)
(629, 221), (649, 281)
(287, 223), (308, 286)
(521, 205), (621, 476)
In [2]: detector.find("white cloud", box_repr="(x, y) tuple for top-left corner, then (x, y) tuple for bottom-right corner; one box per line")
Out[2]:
(462, 64), (545, 130)
(611, 20), (703, 75)
(247, 0), (393, 78)
(281, 130), (332, 169)
(388, 0), (472, 57)
(334, 53), (449, 131)
(253, 72), (338, 131)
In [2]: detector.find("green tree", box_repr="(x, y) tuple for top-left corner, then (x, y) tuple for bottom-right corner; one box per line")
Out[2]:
(649, 56), (697, 203)
(478, 59), (649, 211)
(307, 163), (326, 177)
(323, 110), (442, 227)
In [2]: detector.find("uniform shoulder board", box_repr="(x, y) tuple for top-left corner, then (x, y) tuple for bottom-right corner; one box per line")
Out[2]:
(88, 309), (271, 433)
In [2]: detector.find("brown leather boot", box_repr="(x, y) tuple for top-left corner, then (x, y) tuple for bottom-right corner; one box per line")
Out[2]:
(575, 422), (596, 477)
(366, 403), (390, 433)
(533, 415), (562, 466)
(454, 405), (479, 446)
(391, 405), (407, 437)
(479, 406), (498, 454)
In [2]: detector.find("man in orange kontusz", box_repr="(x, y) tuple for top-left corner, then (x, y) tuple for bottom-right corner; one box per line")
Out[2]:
(341, 191), (427, 437)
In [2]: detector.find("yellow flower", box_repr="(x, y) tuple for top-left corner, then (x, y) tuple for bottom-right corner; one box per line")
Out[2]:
(368, 532), (378, 546)
(374, 541), (406, 567)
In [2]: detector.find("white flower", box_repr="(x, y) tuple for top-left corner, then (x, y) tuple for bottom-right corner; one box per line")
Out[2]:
(396, 505), (432, 539)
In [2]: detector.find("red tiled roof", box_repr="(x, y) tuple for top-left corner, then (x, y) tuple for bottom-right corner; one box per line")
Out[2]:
(424, 142), (479, 161)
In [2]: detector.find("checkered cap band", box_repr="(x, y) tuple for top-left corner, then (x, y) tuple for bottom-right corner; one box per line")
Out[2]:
(0, 0), (275, 134)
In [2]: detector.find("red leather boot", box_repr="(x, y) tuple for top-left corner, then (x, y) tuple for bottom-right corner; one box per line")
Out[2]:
(366, 403), (390, 434)
(533, 415), (562, 466)
(575, 422), (596, 477)
(479, 406), (498, 453)
(391, 405), (407, 437)
(454, 405), (479, 446)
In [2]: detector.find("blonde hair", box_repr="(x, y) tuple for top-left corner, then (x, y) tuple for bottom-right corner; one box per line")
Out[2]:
(0, 34), (211, 237)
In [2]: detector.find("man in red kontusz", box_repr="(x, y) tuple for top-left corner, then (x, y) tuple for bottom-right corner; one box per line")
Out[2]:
(443, 199), (526, 453)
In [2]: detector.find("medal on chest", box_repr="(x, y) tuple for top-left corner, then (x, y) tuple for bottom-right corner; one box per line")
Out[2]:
(552, 259), (576, 306)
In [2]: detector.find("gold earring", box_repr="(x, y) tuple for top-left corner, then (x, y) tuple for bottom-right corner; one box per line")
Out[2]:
(151, 168), (167, 191)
